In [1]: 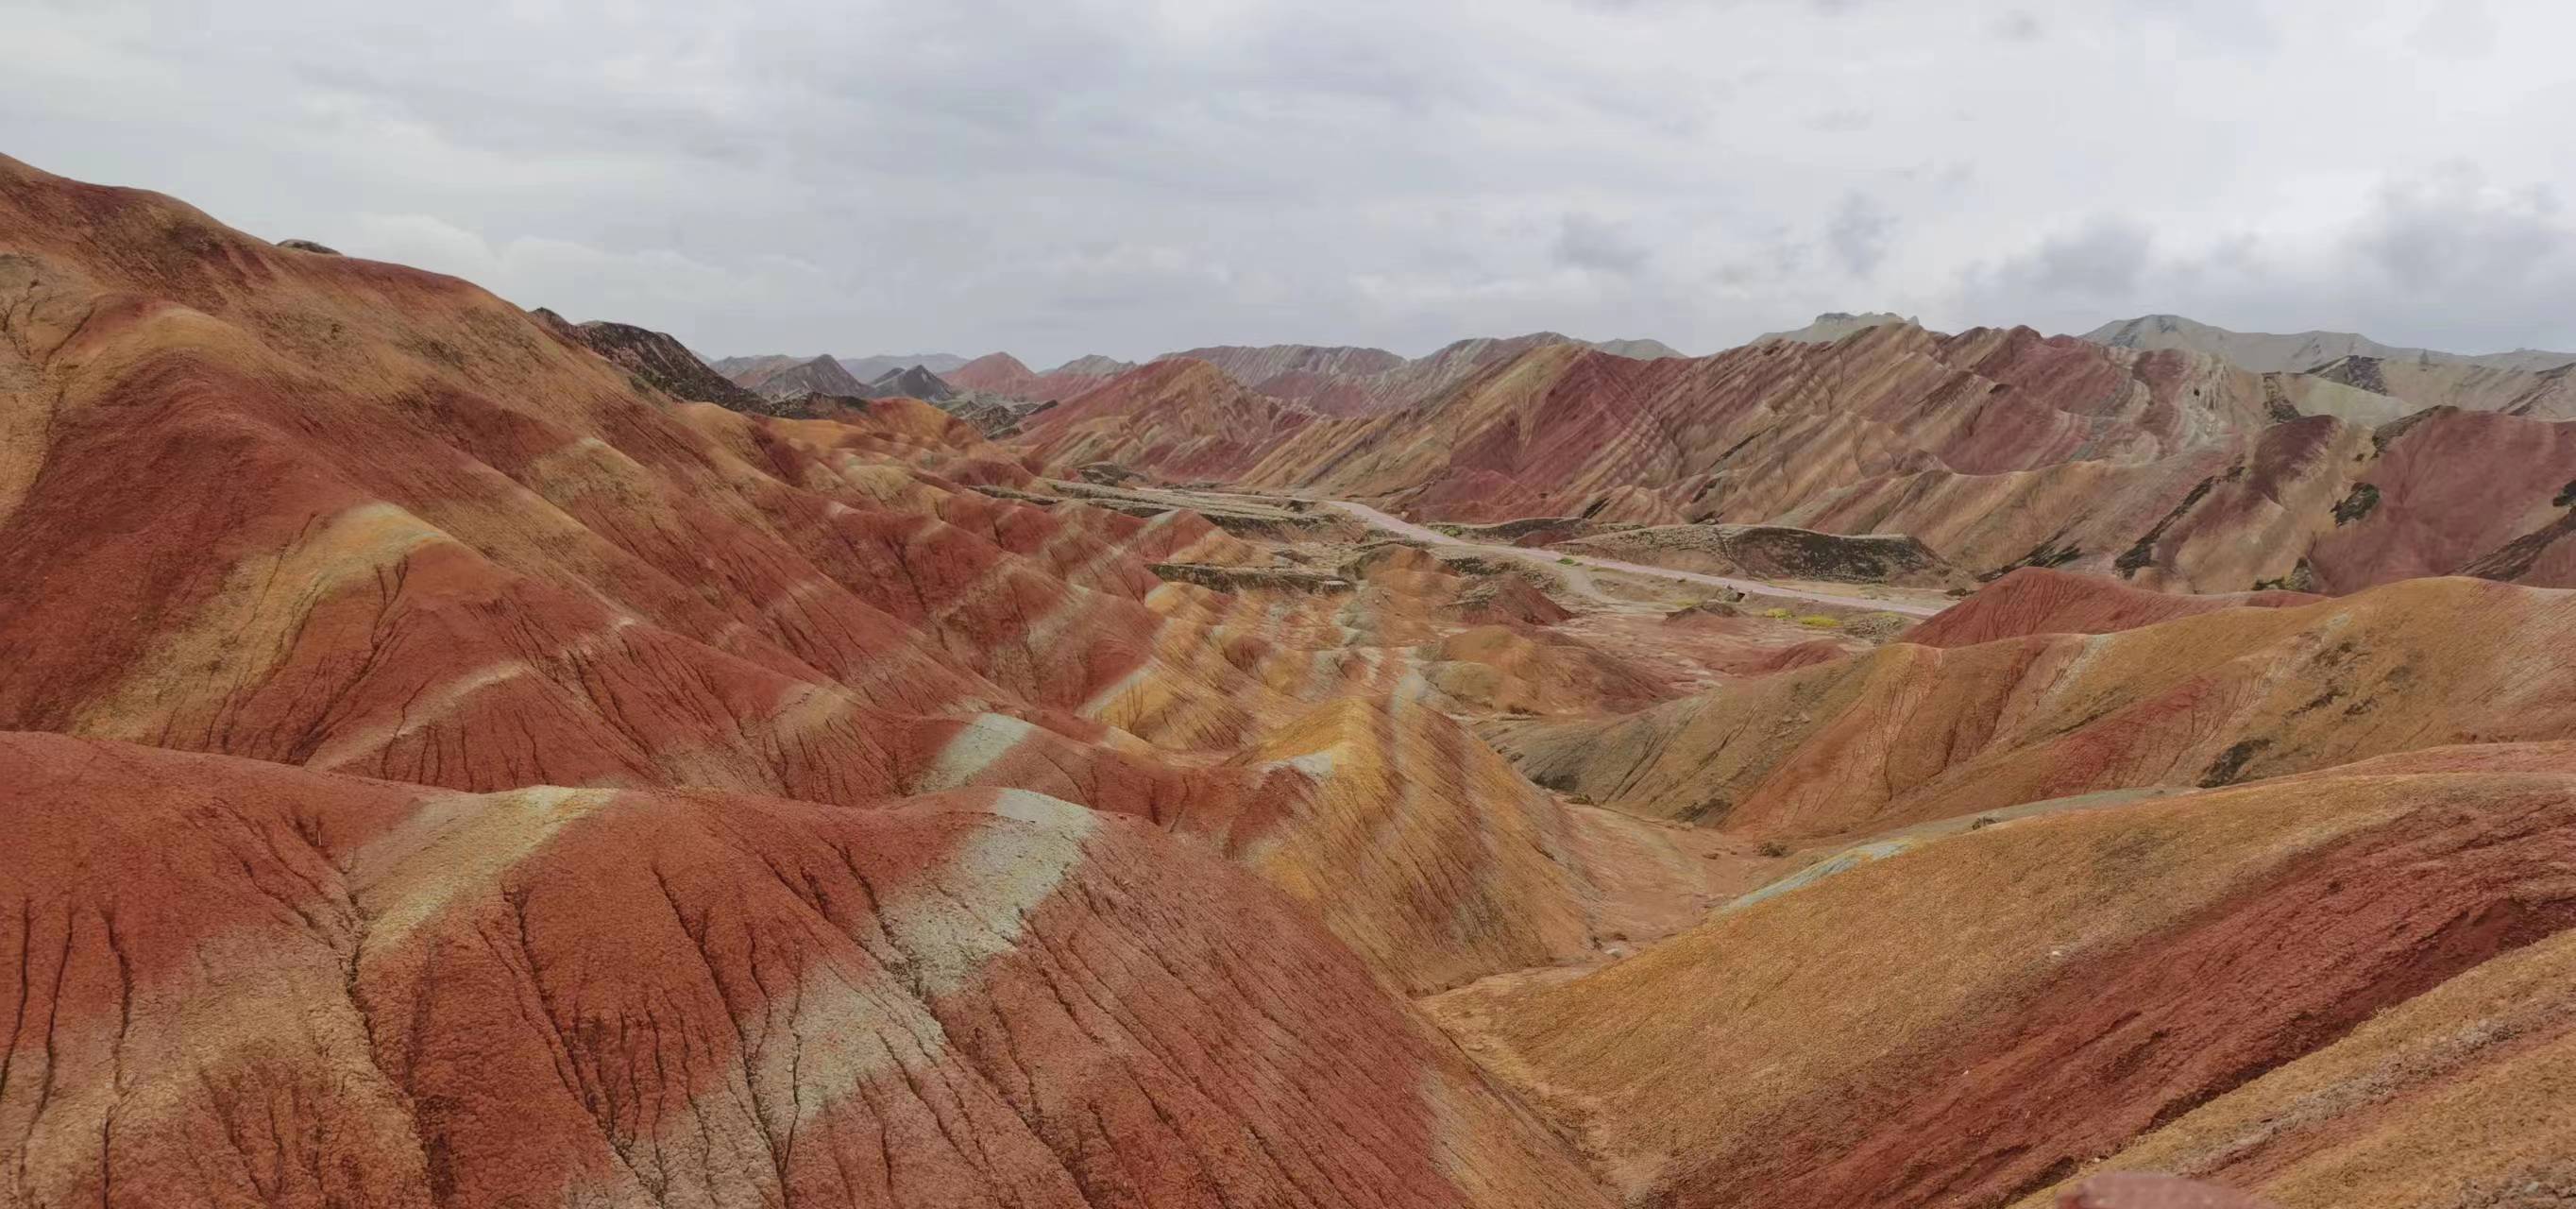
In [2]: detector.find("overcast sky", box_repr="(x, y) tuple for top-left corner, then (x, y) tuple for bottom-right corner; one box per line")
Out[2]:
(11, 0), (2576, 365)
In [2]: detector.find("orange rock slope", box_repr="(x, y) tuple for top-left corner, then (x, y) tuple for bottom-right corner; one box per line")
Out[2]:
(1432, 742), (2576, 1209)
(1488, 574), (2576, 843)
(1449, 568), (2576, 1204)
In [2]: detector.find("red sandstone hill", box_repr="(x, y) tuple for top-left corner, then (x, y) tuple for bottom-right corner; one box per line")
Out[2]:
(1433, 740), (2576, 1209)
(728, 350), (870, 398)
(1234, 322), (2313, 527)
(0, 732), (1611, 1208)
(0, 151), (1729, 1001)
(1015, 357), (1319, 482)
(1451, 574), (2576, 1209)
(1100, 324), (2576, 593)
(1906, 567), (2323, 647)
(967, 333), (1678, 416)
(946, 350), (1132, 400)
(0, 153), (1761, 1203)
(4, 151), (2568, 1209)
(1152, 332), (1663, 417)
(1487, 574), (2576, 843)
(1157, 341), (1406, 413)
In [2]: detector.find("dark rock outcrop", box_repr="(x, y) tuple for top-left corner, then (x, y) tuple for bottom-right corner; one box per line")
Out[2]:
(732, 352), (868, 399)
(532, 308), (769, 410)
(1555, 523), (1969, 587)
(868, 363), (958, 401)
(1149, 561), (1353, 594)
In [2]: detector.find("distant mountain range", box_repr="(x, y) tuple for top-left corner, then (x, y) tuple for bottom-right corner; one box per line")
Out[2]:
(535, 310), (767, 410)
(708, 352), (866, 398)
(2081, 315), (2576, 421)
(703, 350), (1072, 434)
(947, 352), (1138, 400)
(715, 314), (2576, 435)
(707, 353), (965, 402)
(864, 364), (957, 402)
(1147, 334), (1686, 417)
(1031, 315), (2576, 593)
(1741, 310), (2576, 420)
(1590, 337), (1688, 360)
(2084, 314), (2576, 374)
(1757, 312), (1917, 344)
(839, 352), (971, 381)
(716, 334), (1688, 416)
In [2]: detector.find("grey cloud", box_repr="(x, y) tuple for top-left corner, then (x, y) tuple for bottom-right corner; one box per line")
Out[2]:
(1987, 218), (2154, 298)
(1951, 216), (2157, 333)
(2412, 1), (2500, 58)
(1555, 213), (1652, 276)
(2355, 168), (2566, 291)
(1954, 164), (2576, 354)
(8, 0), (2574, 364)
(1826, 193), (1895, 278)
(1713, 231), (1813, 288)
(1991, 9), (2044, 40)
(2116, 0), (2283, 52)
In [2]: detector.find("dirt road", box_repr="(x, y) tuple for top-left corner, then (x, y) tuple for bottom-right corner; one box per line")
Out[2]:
(1318, 499), (1946, 618)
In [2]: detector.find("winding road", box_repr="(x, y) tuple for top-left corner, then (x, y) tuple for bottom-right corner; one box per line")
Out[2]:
(1316, 499), (1948, 619)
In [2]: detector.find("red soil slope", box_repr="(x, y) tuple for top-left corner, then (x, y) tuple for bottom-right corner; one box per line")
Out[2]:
(1103, 323), (2576, 592)
(1016, 358), (1318, 482)
(1157, 333), (1585, 417)
(1, 152), (2554, 1209)
(0, 155), (1704, 1204)
(2304, 405), (2576, 590)
(0, 732), (1611, 1208)
(3, 151), (1756, 1007)
(1490, 575), (2576, 843)
(2060, 1174), (2281, 1209)
(1156, 342), (1405, 414)
(1232, 323), (2296, 519)
(1908, 567), (2322, 647)
(947, 351), (1127, 401)
(0, 153), (1253, 791)
(1435, 743), (2576, 1209)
